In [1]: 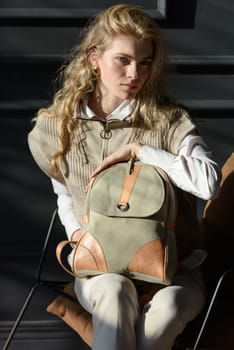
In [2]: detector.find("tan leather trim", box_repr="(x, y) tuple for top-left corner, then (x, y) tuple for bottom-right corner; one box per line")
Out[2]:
(82, 214), (89, 225)
(128, 239), (165, 281)
(118, 163), (141, 207)
(73, 232), (108, 273)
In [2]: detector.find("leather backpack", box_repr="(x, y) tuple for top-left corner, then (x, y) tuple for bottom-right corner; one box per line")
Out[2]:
(57, 160), (178, 285)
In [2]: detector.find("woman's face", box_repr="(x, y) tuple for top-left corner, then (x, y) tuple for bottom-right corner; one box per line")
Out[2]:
(90, 34), (154, 105)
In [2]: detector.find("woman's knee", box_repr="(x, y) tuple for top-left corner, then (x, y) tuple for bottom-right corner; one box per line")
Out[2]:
(148, 282), (205, 326)
(96, 274), (138, 301)
(91, 274), (140, 321)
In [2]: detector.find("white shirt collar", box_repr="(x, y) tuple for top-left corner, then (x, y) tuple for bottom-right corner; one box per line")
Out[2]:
(80, 99), (134, 121)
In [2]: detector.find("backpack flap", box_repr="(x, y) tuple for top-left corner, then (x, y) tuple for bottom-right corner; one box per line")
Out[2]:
(88, 162), (165, 218)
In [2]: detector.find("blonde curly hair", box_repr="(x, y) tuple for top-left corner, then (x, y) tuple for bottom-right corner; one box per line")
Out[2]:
(37, 4), (176, 174)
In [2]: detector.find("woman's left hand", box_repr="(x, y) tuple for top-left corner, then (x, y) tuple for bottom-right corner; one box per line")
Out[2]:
(90, 143), (142, 178)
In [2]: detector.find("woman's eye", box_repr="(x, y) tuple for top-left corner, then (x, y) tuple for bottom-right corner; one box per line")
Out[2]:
(141, 60), (152, 66)
(117, 56), (129, 64)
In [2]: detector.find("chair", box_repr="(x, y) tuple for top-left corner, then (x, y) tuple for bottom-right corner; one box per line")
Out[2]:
(181, 152), (234, 349)
(179, 267), (234, 350)
(4, 153), (234, 350)
(2, 209), (73, 350)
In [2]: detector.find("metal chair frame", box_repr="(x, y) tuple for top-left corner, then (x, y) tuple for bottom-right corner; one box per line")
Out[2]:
(192, 269), (232, 350)
(2, 209), (69, 350)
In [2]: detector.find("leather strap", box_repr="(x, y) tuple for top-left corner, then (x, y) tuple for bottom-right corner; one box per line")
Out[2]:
(117, 162), (141, 210)
(56, 240), (76, 277)
(56, 230), (87, 277)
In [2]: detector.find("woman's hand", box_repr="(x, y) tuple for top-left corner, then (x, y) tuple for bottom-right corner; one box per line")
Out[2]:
(90, 143), (142, 178)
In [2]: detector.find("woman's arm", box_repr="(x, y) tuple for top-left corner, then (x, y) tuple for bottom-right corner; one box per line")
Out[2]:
(51, 178), (82, 240)
(139, 133), (221, 200)
(51, 132), (221, 238)
(91, 132), (221, 200)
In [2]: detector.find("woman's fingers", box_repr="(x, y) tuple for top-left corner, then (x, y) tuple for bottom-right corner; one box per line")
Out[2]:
(90, 155), (118, 178)
(90, 143), (142, 178)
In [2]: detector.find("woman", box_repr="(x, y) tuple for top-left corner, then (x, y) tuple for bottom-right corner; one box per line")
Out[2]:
(28, 4), (221, 350)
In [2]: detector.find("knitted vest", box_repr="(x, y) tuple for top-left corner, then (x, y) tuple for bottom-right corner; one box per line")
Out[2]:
(28, 109), (201, 260)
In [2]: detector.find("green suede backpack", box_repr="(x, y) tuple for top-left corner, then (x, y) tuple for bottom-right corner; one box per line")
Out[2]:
(57, 160), (178, 285)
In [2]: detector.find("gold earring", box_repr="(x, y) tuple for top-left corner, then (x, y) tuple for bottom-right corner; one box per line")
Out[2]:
(92, 66), (99, 76)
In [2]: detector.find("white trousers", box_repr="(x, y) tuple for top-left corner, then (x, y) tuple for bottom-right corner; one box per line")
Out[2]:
(74, 269), (205, 350)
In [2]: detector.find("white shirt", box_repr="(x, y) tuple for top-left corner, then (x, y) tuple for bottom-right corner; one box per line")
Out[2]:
(51, 100), (220, 268)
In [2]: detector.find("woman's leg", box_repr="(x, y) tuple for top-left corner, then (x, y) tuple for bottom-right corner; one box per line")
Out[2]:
(137, 269), (206, 350)
(74, 273), (140, 350)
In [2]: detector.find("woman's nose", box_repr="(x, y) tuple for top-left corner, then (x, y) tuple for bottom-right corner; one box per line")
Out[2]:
(127, 62), (139, 79)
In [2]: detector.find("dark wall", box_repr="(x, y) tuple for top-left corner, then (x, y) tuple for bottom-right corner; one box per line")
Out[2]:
(0, 0), (233, 334)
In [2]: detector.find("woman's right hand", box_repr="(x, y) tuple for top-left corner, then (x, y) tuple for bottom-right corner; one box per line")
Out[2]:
(90, 143), (142, 178)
